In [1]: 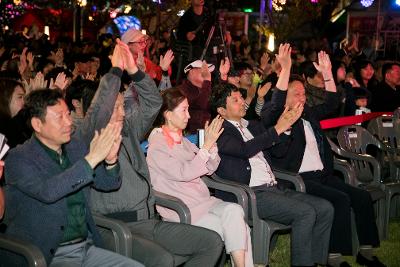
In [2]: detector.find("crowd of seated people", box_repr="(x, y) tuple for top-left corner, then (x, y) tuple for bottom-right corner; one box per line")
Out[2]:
(0, 14), (398, 267)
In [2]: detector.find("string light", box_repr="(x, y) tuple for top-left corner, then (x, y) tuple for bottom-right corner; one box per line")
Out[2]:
(360, 0), (374, 7)
(77, 0), (87, 7)
(272, 0), (286, 12)
(124, 5), (132, 14)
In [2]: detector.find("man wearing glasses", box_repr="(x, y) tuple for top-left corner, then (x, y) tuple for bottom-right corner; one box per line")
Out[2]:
(122, 28), (171, 82)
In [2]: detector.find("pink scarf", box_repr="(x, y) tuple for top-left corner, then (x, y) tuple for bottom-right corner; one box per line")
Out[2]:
(161, 125), (183, 148)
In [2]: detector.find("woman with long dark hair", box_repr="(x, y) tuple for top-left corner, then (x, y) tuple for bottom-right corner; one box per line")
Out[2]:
(0, 78), (31, 148)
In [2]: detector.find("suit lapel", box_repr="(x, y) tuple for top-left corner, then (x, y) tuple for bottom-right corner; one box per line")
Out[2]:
(223, 120), (243, 139)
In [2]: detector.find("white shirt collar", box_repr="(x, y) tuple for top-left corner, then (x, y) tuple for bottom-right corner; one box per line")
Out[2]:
(227, 118), (249, 129)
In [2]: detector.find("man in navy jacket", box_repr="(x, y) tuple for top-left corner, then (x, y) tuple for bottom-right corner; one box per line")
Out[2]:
(211, 44), (334, 267)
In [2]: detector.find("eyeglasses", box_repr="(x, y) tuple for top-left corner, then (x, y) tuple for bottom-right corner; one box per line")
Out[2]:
(128, 40), (148, 46)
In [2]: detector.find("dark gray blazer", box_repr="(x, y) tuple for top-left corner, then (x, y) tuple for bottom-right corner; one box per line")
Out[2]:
(3, 68), (123, 264)
(91, 71), (163, 221)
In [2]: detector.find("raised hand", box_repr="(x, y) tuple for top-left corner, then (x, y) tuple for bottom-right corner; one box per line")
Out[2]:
(275, 43), (292, 71)
(27, 51), (34, 70)
(28, 72), (47, 92)
(219, 57), (230, 79)
(260, 52), (270, 70)
(257, 82), (272, 100)
(136, 52), (146, 72)
(274, 103), (303, 135)
(118, 39), (138, 74)
(55, 49), (64, 66)
(159, 49), (174, 72)
(72, 64), (80, 81)
(313, 51), (332, 78)
(111, 43), (124, 70)
(53, 72), (69, 91)
(85, 123), (121, 168)
(201, 60), (212, 81)
(18, 47), (28, 75)
(202, 115), (224, 151)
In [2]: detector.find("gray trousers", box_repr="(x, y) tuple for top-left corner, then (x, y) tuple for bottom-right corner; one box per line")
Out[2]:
(253, 185), (334, 266)
(50, 239), (143, 267)
(127, 219), (224, 267)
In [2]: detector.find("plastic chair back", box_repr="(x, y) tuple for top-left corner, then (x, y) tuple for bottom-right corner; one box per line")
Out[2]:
(368, 115), (400, 151)
(337, 126), (381, 183)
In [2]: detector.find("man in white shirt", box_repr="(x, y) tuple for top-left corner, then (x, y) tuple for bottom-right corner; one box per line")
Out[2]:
(262, 52), (385, 267)
(212, 44), (334, 267)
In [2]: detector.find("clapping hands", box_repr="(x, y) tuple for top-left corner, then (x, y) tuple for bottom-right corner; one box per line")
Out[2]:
(159, 49), (174, 72)
(202, 115), (224, 151)
(85, 122), (122, 168)
(275, 103), (304, 135)
(111, 39), (138, 74)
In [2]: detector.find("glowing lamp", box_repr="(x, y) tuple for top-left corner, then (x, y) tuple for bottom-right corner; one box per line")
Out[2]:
(267, 34), (275, 52)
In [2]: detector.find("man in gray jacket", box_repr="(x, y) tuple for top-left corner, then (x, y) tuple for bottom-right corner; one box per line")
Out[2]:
(90, 41), (223, 267)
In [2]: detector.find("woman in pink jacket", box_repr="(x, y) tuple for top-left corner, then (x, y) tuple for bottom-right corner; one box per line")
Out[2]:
(147, 87), (253, 267)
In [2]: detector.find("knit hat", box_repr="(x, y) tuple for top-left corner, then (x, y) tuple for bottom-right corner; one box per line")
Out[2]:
(121, 28), (146, 44)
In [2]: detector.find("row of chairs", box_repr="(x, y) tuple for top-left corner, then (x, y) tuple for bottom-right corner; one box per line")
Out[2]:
(1, 115), (399, 266)
(331, 115), (400, 240)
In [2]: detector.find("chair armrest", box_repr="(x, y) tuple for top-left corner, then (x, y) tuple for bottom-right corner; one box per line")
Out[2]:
(0, 234), (47, 267)
(202, 175), (248, 219)
(210, 174), (258, 224)
(272, 168), (306, 192)
(154, 190), (191, 224)
(333, 158), (357, 186)
(92, 214), (133, 258)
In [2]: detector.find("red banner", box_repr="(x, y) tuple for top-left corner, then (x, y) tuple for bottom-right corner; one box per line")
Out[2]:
(320, 112), (393, 129)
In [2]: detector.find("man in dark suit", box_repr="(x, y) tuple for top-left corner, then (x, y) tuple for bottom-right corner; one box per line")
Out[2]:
(262, 51), (385, 267)
(211, 44), (334, 267)
(2, 43), (142, 267)
(371, 62), (400, 112)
